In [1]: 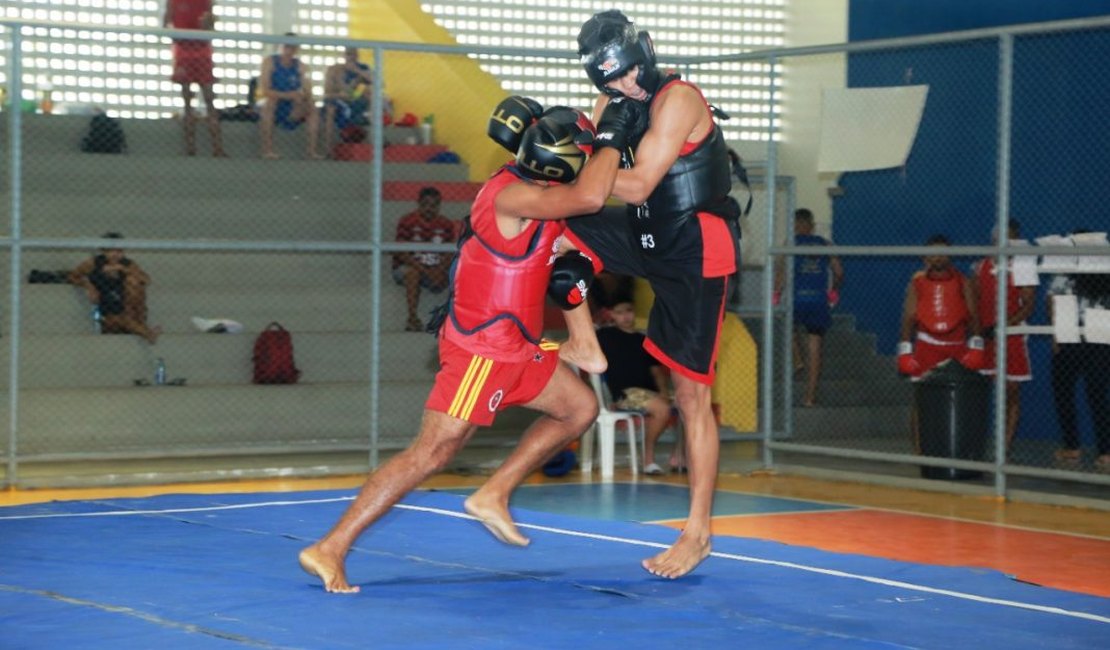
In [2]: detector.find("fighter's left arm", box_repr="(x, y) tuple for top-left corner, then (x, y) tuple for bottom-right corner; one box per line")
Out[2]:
(609, 86), (703, 205)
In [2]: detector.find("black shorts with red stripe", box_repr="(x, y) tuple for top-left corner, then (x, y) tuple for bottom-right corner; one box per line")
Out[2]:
(565, 205), (738, 384)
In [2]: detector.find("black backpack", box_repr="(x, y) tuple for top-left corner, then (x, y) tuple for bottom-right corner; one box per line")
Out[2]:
(80, 114), (127, 154)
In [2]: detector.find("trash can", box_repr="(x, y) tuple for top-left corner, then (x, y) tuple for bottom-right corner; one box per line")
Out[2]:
(914, 359), (990, 480)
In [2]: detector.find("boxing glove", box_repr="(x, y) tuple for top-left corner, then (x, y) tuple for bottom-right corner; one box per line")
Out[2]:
(827, 288), (840, 308)
(488, 95), (543, 154)
(897, 341), (922, 377)
(547, 251), (595, 310)
(593, 96), (648, 154)
(960, 336), (987, 370)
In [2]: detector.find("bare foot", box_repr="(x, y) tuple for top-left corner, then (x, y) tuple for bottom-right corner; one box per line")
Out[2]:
(299, 544), (359, 594)
(642, 532), (711, 579)
(559, 339), (607, 374)
(145, 325), (163, 345)
(212, 149), (228, 158)
(307, 152), (325, 161)
(262, 151), (281, 160)
(464, 493), (530, 547)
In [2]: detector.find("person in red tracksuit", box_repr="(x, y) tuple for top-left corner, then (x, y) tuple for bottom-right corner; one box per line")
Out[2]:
(298, 96), (646, 594)
(898, 234), (985, 450)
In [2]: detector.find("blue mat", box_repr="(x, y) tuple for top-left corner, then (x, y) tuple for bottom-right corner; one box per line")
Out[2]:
(1, 490), (1106, 649)
(443, 482), (852, 520)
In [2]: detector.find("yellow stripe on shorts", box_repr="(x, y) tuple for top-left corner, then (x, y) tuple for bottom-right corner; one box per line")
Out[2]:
(459, 358), (493, 420)
(539, 339), (560, 351)
(448, 355), (483, 418)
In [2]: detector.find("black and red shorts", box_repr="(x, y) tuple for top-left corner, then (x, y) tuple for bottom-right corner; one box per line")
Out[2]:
(565, 206), (738, 385)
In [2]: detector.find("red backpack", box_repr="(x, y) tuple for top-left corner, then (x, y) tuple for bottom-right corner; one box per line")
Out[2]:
(252, 322), (301, 384)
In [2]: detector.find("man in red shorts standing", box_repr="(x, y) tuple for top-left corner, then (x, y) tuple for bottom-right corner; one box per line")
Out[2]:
(298, 96), (646, 593)
(565, 10), (743, 579)
(163, 0), (226, 157)
(971, 219), (1037, 448)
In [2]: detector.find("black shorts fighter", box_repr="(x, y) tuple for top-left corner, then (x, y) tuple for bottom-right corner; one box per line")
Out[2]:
(566, 205), (739, 384)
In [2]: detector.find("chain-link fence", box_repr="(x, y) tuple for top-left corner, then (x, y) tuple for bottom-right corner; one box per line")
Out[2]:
(754, 19), (1110, 498)
(1, 16), (1108, 500)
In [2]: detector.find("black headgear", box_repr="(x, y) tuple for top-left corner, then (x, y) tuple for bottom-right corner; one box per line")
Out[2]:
(515, 110), (595, 183)
(577, 10), (659, 98)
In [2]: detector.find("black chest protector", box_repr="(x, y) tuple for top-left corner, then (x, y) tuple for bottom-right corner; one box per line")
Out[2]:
(628, 75), (738, 256)
(645, 124), (732, 220)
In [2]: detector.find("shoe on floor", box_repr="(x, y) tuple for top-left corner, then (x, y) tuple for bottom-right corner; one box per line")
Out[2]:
(644, 462), (664, 475)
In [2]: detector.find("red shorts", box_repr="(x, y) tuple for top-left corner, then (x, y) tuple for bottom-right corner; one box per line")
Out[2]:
(172, 40), (215, 85)
(980, 335), (1032, 381)
(913, 335), (967, 379)
(425, 337), (560, 426)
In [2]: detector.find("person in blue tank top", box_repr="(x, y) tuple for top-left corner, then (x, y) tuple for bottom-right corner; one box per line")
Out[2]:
(322, 47), (386, 151)
(258, 33), (322, 159)
(774, 208), (844, 407)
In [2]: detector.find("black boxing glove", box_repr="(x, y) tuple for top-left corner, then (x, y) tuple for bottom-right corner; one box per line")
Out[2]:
(488, 96), (544, 154)
(593, 96), (648, 154)
(547, 251), (595, 310)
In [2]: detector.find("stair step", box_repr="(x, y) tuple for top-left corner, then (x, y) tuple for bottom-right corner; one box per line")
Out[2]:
(20, 283), (447, 335)
(9, 152), (469, 202)
(0, 114), (435, 161)
(4, 331), (442, 389)
(11, 193), (469, 243)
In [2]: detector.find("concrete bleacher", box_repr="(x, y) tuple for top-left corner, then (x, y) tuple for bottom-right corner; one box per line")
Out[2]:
(0, 114), (525, 463)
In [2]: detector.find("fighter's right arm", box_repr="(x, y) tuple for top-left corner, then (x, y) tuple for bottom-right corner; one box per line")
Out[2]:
(494, 148), (622, 228)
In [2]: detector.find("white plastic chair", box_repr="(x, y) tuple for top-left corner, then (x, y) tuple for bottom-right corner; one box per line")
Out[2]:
(579, 373), (645, 481)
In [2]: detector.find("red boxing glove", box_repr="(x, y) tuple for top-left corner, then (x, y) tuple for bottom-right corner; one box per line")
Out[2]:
(772, 290), (782, 306)
(827, 288), (840, 308)
(897, 341), (922, 376)
(960, 336), (986, 370)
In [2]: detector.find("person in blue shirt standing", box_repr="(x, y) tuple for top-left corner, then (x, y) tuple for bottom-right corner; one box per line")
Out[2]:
(775, 208), (844, 407)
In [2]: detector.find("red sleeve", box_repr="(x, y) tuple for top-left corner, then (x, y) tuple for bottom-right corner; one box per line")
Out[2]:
(395, 213), (415, 242)
(438, 216), (457, 243)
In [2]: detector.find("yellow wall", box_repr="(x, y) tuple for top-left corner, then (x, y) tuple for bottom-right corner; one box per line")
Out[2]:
(348, 0), (512, 181)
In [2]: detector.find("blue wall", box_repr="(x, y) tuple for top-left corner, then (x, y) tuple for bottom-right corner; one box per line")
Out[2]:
(849, 0), (1110, 40)
(834, 2), (1110, 442)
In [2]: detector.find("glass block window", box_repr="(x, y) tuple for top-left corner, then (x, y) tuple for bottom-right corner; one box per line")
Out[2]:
(0, 0), (331, 118)
(420, 0), (785, 141)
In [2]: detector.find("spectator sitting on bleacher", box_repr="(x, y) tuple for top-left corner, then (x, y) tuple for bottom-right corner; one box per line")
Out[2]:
(68, 233), (162, 344)
(322, 47), (392, 153)
(258, 33), (322, 160)
(596, 292), (679, 475)
(393, 187), (456, 332)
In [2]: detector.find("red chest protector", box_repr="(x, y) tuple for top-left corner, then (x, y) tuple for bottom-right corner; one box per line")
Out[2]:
(443, 167), (565, 361)
(914, 270), (969, 340)
(974, 258), (1021, 328)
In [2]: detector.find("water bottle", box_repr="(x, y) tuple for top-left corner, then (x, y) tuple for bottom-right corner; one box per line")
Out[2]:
(154, 358), (166, 386)
(91, 306), (102, 334)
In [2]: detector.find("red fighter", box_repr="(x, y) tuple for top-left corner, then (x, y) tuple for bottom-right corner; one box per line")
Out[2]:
(298, 95), (646, 593)
(898, 234), (985, 378)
